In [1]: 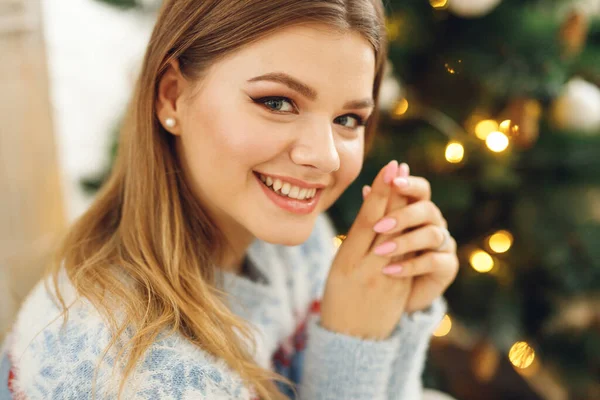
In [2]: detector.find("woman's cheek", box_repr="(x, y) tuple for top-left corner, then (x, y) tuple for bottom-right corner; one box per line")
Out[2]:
(340, 137), (364, 184)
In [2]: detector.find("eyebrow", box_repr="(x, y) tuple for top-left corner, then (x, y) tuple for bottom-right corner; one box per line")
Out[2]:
(247, 72), (374, 110)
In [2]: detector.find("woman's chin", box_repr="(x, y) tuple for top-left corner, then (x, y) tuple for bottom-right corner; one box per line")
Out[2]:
(253, 223), (315, 246)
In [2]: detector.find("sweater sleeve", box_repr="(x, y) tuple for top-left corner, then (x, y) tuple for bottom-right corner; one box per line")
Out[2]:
(297, 212), (446, 400)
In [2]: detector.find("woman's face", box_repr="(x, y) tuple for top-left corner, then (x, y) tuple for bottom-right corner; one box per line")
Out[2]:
(157, 23), (376, 247)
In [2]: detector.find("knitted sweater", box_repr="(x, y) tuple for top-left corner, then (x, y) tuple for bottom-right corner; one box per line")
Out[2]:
(0, 212), (446, 399)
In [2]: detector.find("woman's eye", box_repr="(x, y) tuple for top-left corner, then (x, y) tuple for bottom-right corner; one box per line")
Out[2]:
(335, 114), (366, 129)
(255, 96), (296, 113)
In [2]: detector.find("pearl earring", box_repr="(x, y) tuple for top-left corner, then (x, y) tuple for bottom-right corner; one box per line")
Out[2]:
(165, 117), (177, 129)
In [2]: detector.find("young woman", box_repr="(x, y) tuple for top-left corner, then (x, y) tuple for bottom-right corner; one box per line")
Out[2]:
(1, 0), (459, 399)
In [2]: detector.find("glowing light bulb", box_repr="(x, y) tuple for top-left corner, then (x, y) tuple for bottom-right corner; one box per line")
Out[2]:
(469, 250), (494, 273)
(430, 0), (448, 9)
(499, 119), (511, 133)
(332, 234), (346, 249)
(509, 341), (536, 369)
(433, 314), (452, 337)
(394, 98), (409, 116)
(445, 141), (464, 163)
(488, 230), (513, 253)
(475, 120), (498, 140)
(486, 131), (509, 152)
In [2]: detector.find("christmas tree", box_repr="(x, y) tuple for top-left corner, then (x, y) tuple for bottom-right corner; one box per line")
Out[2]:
(88, 0), (600, 398)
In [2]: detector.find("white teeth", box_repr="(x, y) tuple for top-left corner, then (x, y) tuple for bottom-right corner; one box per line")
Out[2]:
(288, 186), (299, 198)
(258, 173), (318, 200)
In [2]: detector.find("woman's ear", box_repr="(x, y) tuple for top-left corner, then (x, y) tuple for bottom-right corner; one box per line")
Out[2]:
(156, 59), (187, 136)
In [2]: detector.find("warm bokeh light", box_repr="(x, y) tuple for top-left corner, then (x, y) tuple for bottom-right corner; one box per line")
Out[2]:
(475, 119), (498, 140)
(430, 0), (448, 9)
(332, 234), (346, 249)
(499, 119), (511, 133)
(509, 341), (536, 369)
(445, 141), (464, 163)
(445, 63), (456, 74)
(433, 314), (452, 337)
(515, 356), (540, 377)
(469, 250), (494, 273)
(393, 98), (409, 116)
(486, 131), (509, 152)
(488, 230), (513, 253)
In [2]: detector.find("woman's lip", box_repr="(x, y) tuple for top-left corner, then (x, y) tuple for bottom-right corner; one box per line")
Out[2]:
(253, 171), (327, 189)
(254, 172), (321, 215)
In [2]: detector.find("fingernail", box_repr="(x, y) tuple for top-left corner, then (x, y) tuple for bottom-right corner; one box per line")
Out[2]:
(373, 241), (397, 255)
(399, 163), (409, 177)
(362, 185), (371, 199)
(393, 177), (409, 188)
(373, 217), (396, 233)
(382, 265), (404, 275)
(384, 160), (399, 184)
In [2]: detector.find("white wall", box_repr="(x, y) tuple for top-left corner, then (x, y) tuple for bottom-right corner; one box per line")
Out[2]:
(41, 0), (155, 221)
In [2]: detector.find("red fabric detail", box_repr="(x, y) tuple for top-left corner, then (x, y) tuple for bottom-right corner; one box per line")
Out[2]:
(8, 365), (17, 398)
(309, 299), (321, 314)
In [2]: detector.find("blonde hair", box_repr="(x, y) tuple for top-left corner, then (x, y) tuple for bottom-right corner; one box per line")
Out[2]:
(46, 0), (388, 398)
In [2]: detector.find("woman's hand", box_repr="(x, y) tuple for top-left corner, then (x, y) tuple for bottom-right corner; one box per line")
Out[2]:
(319, 160), (458, 340)
(320, 160), (413, 340)
(363, 167), (459, 314)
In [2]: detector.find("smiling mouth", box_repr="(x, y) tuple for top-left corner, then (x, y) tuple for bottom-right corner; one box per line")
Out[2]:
(253, 171), (320, 201)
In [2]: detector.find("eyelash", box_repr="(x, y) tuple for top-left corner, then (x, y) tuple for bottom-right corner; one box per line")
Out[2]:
(252, 96), (367, 129)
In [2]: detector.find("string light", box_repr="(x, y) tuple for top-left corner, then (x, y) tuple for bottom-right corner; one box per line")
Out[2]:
(498, 119), (511, 133)
(332, 234), (346, 249)
(433, 314), (452, 337)
(486, 131), (509, 152)
(393, 98), (409, 116)
(445, 141), (464, 163)
(509, 341), (536, 369)
(475, 120), (498, 140)
(488, 230), (513, 253)
(430, 0), (448, 9)
(469, 249), (494, 273)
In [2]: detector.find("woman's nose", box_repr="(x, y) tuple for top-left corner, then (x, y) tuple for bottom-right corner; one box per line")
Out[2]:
(289, 119), (340, 173)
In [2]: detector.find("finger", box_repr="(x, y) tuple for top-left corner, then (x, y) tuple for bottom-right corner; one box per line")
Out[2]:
(398, 162), (409, 177)
(392, 176), (431, 201)
(362, 185), (371, 200)
(342, 160), (398, 257)
(372, 200), (445, 236)
(381, 250), (459, 279)
(362, 162), (409, 200)
(369, 162), (410, 251)
(370, 224), (449, 258)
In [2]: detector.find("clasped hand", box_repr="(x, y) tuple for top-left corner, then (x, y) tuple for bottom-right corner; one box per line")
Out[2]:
(320, 160), (458, 340)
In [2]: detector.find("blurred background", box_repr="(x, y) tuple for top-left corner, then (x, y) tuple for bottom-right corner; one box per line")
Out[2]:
(1, 0), (599, 399)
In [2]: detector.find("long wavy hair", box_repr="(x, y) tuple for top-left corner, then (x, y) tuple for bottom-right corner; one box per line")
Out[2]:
(45, 0), (388, 398)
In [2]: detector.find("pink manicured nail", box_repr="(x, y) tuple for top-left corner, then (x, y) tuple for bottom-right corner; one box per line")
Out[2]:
(399, 163), (409, 177)
(393, 177), (409, 188)
(373, 217), (396, 233)
(373, 241), (397, 255)
(383, 160), (399, 184)
(362, 185), (371, 199)
(382, 265), (404, 275)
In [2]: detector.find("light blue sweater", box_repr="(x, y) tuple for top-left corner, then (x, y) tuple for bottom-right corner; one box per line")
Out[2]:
(1, 212), (446, 399)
